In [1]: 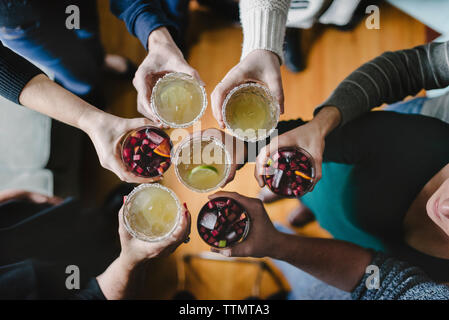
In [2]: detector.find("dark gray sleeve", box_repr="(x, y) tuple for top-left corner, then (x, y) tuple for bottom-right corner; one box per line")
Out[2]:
(315, 41), (449, 126)
(0, 42), (43, 104)
(352, 253), (449, 300)
(0, 260), (106, 300)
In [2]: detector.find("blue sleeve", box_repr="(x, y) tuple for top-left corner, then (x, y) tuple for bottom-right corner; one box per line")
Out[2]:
(110, 0), (178, 50)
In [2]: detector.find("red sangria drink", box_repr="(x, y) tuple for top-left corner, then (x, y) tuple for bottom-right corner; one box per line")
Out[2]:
(121, 126), (172, 180)
(197, 197), (250, 249)
(263, 147), (315, 198)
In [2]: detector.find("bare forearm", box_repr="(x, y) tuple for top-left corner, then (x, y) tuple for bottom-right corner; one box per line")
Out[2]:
(269, 232), (373, 292)
(18, 74), (108, 134)
(96, 255), (135, 300)
(309, 106), (342, 138)
(147, 26), (176, 49)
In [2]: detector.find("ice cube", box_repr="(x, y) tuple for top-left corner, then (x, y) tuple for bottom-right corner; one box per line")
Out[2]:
(200, 212), (217, 230)
(146, 130), (165, 144)
(225, 231), (238, 242)
(272, 169), (284, 189)
(280, 150), (294, 158)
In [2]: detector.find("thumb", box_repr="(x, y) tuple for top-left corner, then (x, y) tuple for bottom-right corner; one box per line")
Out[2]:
(128, 117), (158, 129)
(185, 67), (205, 87)
(210, 247), (233, 257)
(211, 70), (245, 129)
(265, 76), (284, 114)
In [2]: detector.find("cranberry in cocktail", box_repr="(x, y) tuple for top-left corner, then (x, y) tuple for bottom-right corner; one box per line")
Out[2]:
(197, 197), (250, 249)
(121, 126), (172, 180)
(263, 147), (315, 198)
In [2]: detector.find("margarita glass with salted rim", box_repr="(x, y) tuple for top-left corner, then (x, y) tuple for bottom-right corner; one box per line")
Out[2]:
(151, 72), (207, 128)
(123, 183), (182, 242)
(222, 82), (280, 142)
(174, 136), (231, 193)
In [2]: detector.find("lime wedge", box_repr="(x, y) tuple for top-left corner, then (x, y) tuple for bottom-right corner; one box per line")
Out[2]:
(188, 165), (219, 185)
(189, 165), (218, 177)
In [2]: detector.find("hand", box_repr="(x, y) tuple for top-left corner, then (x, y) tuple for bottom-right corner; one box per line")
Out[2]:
(133, 27), (204, 126)
(198, 128), (247, 186)
(86, 114), (162, 183)
(255, 121), (325, 190)
(211, 49), (283, 128)
(208, 191), (280, 258)
(97, 203), (191, 299)
(118, 203), (191, 267)
(0, 189), (63, 205)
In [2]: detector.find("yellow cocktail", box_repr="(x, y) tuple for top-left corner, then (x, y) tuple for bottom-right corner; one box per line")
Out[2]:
(174, 136), (231, 193)
(151, 72), (207, 128)
(222, 83), (279, 142)
(123, 184), (181, 242)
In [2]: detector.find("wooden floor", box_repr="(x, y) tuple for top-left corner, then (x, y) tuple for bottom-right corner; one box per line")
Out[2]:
(90, 1), (426, 299)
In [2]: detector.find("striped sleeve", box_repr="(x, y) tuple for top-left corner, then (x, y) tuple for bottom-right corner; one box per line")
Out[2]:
(315, 41), (449, 126)
(352, 253), (449, 300)
(0, 43), (43, 105)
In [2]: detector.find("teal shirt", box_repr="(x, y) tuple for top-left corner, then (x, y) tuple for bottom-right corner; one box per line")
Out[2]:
(302, 162), (385, 251)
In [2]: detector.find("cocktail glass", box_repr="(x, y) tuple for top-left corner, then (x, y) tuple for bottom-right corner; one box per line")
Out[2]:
(121, 126), (172, 181)
(151, 72), (207, 128)
(123, 183), (182, 242)
(222, 82), (280, 142)
(173, 135), (231, 193)
(197, 197), (250, 248)
(263, 147), (316, 198)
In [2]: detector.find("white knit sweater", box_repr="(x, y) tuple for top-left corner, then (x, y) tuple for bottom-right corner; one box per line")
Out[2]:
(239, 0), (291, 63)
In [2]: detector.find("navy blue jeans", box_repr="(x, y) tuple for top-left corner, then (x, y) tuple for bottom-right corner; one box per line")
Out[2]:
(0, 0), (104, 98)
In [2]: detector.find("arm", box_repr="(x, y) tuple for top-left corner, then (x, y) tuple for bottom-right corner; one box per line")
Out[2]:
(132, 26), (203, 125)
(209, 191), (449, 299)
(211, 0), (291, 127)
(109, 0), (178, 50)
(0, 260), (106, 300)
(239, 0), (291, 63)
(0, 43), (157, 183)
(0, 189), (62, 205)
(353, 253), (449, 300)
(0, 43), (42, 104)
(110, 1), (202, 125)
(316, 41), (449, 126)
(275, 236), (449, 299)
(208, 191), (371, 292)
(97, 204), (191, 300)
(19, 74), (156, 183)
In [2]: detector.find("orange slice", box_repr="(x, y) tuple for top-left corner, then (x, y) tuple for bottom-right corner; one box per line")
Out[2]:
(153, 139), (171, 158)
(294, 170), (312, 181)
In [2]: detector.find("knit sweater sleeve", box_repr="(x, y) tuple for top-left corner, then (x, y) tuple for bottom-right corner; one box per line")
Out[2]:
(315, 41), (449, 126)
(239, 0), (291, 63)
(0, 43), (43, 105)
(352, 252), (449, 300)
